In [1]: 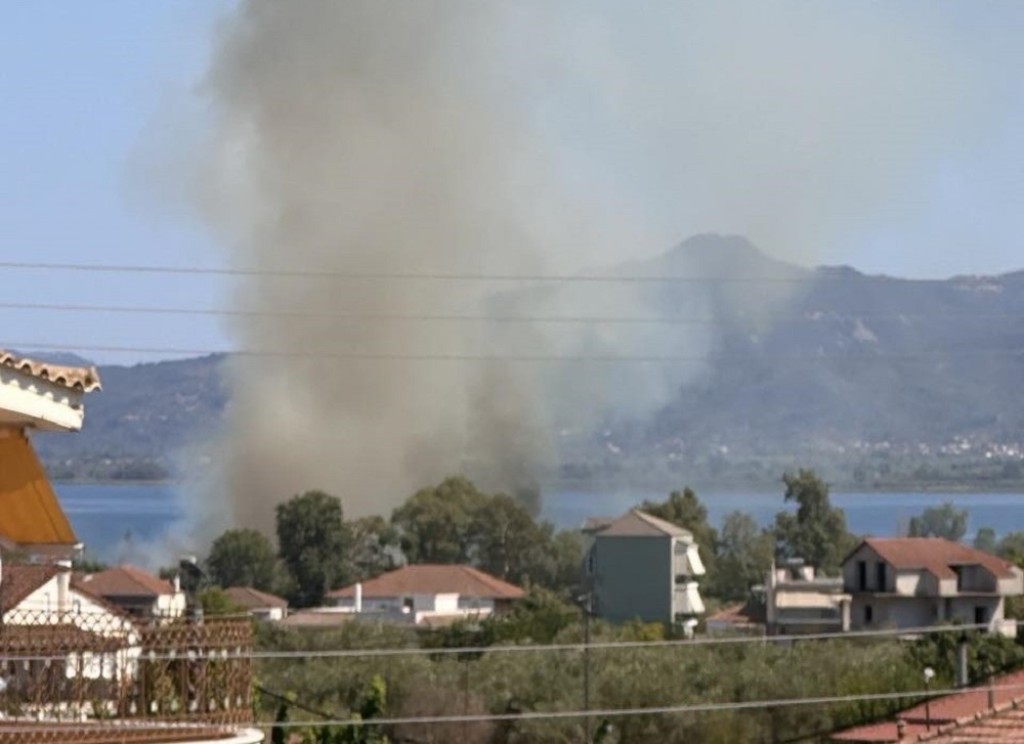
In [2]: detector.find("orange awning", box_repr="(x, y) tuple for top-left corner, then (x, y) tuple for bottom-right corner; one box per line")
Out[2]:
(0, 429), (77, 547)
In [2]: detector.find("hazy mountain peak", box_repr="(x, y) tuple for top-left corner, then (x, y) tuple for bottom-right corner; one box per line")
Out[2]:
(623, 233), (806, 279)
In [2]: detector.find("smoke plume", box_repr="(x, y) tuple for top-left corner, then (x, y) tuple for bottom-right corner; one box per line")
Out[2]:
(189, 0), (1002, 532)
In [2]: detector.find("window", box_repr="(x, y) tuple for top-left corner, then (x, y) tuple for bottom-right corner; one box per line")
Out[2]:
(876, 562), (886, 592)
(954, 567), (965, 592)
(857, 561), (867, 591)
(864, 605), (874, 624)
(975, 606), (987, 626)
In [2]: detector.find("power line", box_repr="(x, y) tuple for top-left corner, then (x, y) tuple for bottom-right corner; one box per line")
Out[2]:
(1, 300), (1022, 325)
(6, 339), (1024, 363)
(0, 259), (825, 283)
(178, 681), (1024, 729)
(0, 621), (989, 664)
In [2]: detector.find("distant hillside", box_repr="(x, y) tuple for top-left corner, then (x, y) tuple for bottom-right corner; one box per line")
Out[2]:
(30, 236), (1024, 489)
(33, 354), (229, 481)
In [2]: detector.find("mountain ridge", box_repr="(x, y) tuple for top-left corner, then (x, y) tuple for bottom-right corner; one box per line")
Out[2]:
(29, 236), (1024, 490)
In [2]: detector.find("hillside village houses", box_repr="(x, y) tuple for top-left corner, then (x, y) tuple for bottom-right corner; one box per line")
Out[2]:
(0, 350), (261, 743)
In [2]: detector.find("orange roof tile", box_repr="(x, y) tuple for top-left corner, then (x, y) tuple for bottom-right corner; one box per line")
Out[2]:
(0, 350), (101, 392)
(75, 565), (175, 598)
(0, 563), (62, 613)
(859, 537), (1017, 581)
(831, 670), (1024, 742)
(0, 430), (77, 547)
(327, 565), (525, 600)
(224, 586), (288, 609)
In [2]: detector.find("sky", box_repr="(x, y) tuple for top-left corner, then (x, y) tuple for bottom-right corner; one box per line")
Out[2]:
(2, 1), (1024, 365)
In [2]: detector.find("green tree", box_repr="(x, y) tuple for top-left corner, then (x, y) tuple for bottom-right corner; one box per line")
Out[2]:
(997, 532), (1024, 564)
(347, 516), (400, 581)
(524, 528), (583, 597)
(390, 476), (488, 564)
(974, 527), (998, 554)
(907, 502), (968, 542)
(470, 493), (546, 581)
(206, 528), (281, 591)
(640, 487), (718, 582)
(773, 470), (855, 574)
(198, 587), (245, 616)
(715, 511), (774, 600)
(276, 490), (351, 607)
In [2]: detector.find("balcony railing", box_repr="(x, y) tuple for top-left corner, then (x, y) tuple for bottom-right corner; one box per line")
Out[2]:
(0, 610), (254, 742)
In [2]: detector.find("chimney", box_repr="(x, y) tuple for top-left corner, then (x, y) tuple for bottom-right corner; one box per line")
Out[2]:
(354, 582), (363, 613)
(57, 559), (72, 613)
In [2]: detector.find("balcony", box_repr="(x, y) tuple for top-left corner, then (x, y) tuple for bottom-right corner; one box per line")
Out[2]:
(674, 582), (705, 615)
(0, 610), (259, 743)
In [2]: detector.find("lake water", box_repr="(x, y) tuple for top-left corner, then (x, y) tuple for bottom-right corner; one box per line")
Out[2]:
(56, 483), (1024, 562)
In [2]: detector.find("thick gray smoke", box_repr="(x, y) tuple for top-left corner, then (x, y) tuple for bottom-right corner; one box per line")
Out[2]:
(188, 0), (998, 532)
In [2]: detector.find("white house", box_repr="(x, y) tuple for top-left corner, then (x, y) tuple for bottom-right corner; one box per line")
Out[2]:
(763, 561), (851, 635)
(842, 537), (1024, 636)
(324, 564), (525, 626)
(74, 565), (187, 621)
(224, 586), (289, 621)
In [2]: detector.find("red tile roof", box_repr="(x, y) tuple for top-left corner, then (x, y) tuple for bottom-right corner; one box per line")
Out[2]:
(831, 669), (1024, 742)
(858, 537), (1018, 581)
(326, 565), (525, 600)
(224, 586), (288, 609)
(74, 565), (175, 598)
(0, 563), (62, 613)
(0, 350), (101, 392)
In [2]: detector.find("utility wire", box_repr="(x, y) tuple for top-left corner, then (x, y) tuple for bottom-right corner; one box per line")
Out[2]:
(0, 259), (833, 284)
(103, 680), (1024, 730)
(1, 300), (1021, 325)
(0, 621), (989, 664)
(4, 340), (1023, 363)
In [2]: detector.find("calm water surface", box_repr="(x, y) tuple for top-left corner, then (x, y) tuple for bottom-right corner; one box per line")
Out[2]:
(56, 483), (1024, 560)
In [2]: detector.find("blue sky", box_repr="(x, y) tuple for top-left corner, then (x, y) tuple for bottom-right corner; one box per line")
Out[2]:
(3, 2), (1024, 364)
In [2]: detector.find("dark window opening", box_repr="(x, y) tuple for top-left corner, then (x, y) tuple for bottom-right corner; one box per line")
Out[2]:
(858, 561), (867, 591)
(954, 567), (965, 592)
(864, 604), (874, 624)
(876, 562), (886, 592)
(975, 606), (987, 626)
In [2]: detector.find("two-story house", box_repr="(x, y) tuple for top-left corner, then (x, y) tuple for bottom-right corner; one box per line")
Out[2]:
(74, 565), (187, 621)
(842, 537), (1024, 636)
(583, 509), (705, 626)
(764, 560), (851, 635)
(324, 564), (524, 625)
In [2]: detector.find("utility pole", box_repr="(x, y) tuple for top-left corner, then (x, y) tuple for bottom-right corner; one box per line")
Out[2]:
(579, 591), (593, 744)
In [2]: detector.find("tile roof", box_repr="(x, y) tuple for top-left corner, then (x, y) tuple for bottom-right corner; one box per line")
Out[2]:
(75, 565), (175, 598)
(858, 537), (1018, 581)
(224, 586), (288, 609)
(326, 564), (525, 600)
(0, 350), (101, 392)
(0, 563), (62, 613)
(279, 609), (356, 628)
(588, 508), (693, 538)
(0, 430), (78, 546)
(831, 669), (1024, 742)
